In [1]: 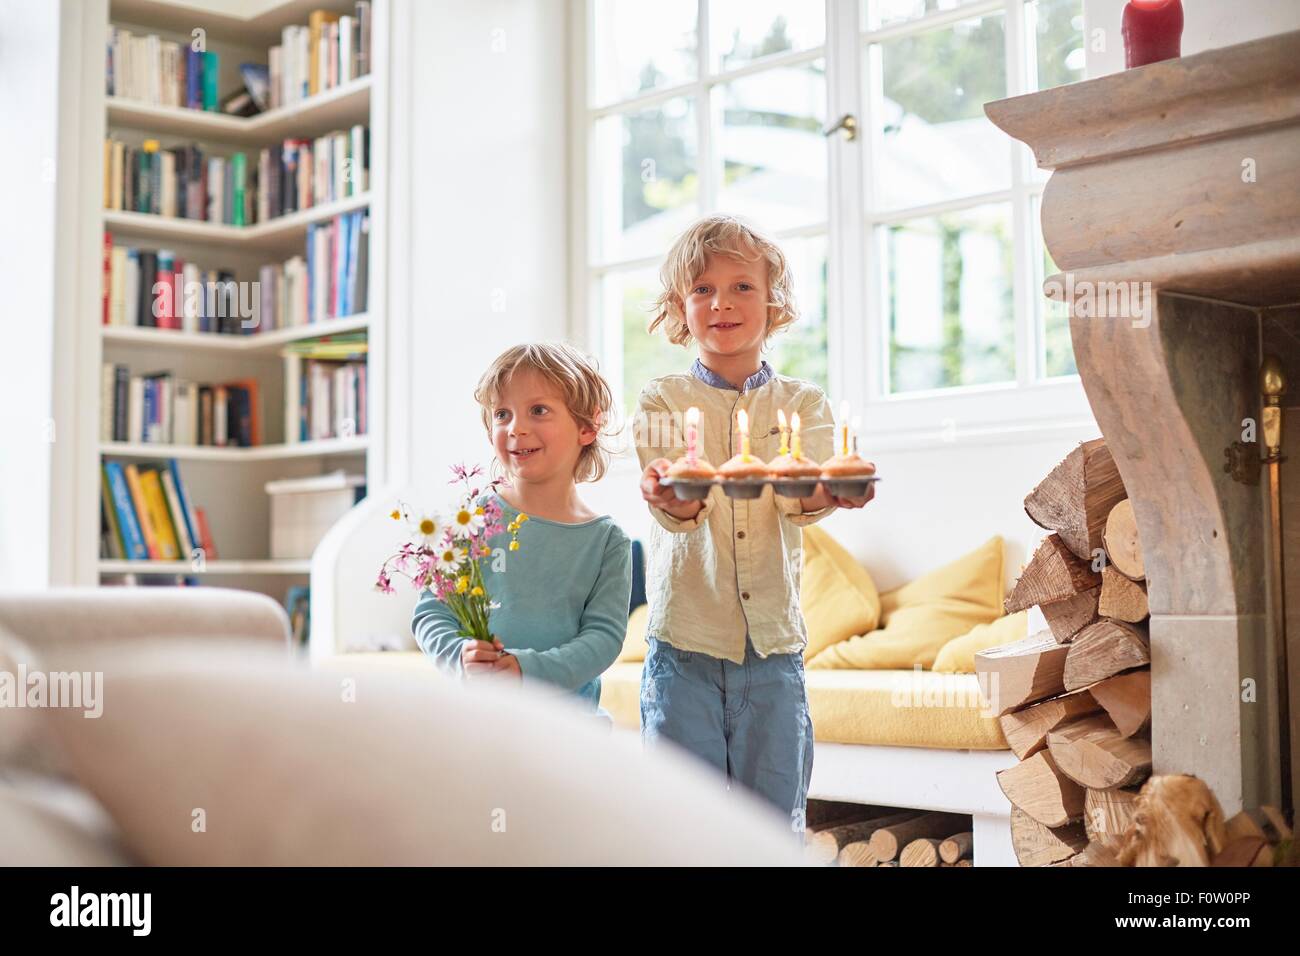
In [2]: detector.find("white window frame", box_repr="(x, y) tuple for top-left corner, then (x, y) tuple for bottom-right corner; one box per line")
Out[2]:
(569, 0), (1094, 453)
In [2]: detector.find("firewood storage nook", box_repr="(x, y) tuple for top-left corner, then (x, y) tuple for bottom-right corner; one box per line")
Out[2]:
(985, 30), (1300, 821)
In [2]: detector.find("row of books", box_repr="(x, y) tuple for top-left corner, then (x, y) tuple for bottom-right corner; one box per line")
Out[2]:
(100, 459), (217, 562)
(105, 4), (371, 114)
(105, 30), (220, 110)
(102, 128), (368, 223)
(101, 367), (262, 448)
(100, 211), (369, 332)
(273, 4), (373, 109)
(285, 353), (367, 444)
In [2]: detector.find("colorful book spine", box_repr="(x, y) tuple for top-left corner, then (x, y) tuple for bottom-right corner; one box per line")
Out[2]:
(167, 458), (201, 552)
(160, 468), (194, 557)
(139, 468), (180, 560)
(100, 467), (125, 560)
(106, 462), (149, 560)
(202, 50), (219, 110)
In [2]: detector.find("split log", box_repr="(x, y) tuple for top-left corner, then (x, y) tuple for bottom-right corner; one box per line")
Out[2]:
(1087, 669), (1151, 737)
(1099, 566), (1149, 622)
(1103, 499), (1145, 581)
(900, 838), (943, 867)
(1085, 787), (1140, 848)
(1064, 620), (1149, 690)
(1040, 585), (1102, 643)
(997, 751), (1085, 828)
(1023, 439), (1127, 561)
(1047, 714), (1151, 789)
(806, 811), (920, 864)
(1004, 534), (1103, 613)
(1010, 806), (1088, 866)
(976, 631), (1071, 716)
(939, 832), (973, 863)
(869, 812), (971, 862)
(836, 842), (880, 867)
(1052, 841), (1121, 867)
(955, 859), (973, 867)
(999, 688), (1100, 760)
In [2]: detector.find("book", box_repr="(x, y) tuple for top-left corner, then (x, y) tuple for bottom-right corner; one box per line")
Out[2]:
(167, 458), (201, 552)
(202, 50), (219, 110)
(139, 467), (180, 560)
(123, 464), (161, 559)
(160, 468), (194, 557)
(104, 462), (148, 560)
(100, 466), (125, 559)
(194, 506), (218, 559)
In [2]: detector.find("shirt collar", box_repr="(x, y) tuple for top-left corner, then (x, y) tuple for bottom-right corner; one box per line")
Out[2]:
(690, 358), (775, 393)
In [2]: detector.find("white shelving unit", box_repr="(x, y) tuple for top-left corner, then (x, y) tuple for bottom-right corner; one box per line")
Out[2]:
(82, 0), (390, 606)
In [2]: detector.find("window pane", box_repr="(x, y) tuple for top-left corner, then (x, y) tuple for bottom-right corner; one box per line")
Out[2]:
(711, 0), (825, 73)
(878, 203), (1015, 393)
(1030, 0), (1086, 91)
(716, 60), (827, 231)
(865, 0), (985, 30)
(765, 234), (829, 391)
(1034, 197), (1076, 377)
(609, 267), (688, 419)
(595, 96), (699, 264)
(593, 0), (697, 106)
(873, 13), (1008, 210)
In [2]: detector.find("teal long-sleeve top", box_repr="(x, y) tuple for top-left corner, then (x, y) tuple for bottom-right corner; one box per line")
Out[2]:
(411, 494), (633, 710)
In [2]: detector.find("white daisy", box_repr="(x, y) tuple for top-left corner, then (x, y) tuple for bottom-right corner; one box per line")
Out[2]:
(435, 544), (467, 575)
(450, 505), (486, 540)
(410, 512), (445, 546)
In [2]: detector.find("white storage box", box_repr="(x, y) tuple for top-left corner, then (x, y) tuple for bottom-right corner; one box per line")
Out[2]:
(265, 471), (366, 559)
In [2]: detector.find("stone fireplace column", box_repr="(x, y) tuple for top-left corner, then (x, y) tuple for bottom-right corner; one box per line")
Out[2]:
(987, 30), (1300, 816)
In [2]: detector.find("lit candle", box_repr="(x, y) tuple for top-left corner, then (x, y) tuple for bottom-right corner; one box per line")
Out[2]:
(685, 406), (700, 464)
(839, 400), (850, 457)
(790, 411), (802, 459)
(776, 409), (789, 457)
(737, 408), (750, 460)
(1122, 0), (1183, 69)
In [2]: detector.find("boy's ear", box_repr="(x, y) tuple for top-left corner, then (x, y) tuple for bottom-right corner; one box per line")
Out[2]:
(579, 425), (598, 447)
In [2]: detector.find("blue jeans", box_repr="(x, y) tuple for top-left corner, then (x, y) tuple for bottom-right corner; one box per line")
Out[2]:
(640, 635), (814, 829)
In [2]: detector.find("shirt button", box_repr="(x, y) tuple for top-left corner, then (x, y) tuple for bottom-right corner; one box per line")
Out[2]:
(742, 592), (751, 600)
(737, 531), (746, 539)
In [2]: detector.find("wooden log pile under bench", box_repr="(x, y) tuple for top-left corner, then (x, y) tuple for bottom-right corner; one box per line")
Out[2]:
(804, 801), (975, 867)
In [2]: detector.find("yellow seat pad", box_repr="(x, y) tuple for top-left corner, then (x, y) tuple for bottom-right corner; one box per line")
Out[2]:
(599, 661), (1008, 751)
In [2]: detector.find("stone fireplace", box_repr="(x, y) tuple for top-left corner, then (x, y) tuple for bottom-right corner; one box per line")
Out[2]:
(986, 30), (1300, 817)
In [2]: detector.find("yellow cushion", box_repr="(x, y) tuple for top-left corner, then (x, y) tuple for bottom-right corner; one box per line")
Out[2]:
(599, 662), (1007, 750)
(932, 611), (1029, 674)
(798, 525), (881, 661)
(807, 536), (1005, 671)
(618, 605), (651, 663)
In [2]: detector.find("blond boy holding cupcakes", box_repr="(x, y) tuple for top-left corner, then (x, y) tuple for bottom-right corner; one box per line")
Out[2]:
(635, 214), (874, 831)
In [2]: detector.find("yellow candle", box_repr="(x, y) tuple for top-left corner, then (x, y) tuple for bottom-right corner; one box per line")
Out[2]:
(737, 408), (750, 460)
(685, 406), (700, 463)
(839, 400), (850, 457)
(790, 411), (802, 459)
(776, 409), (789, 456)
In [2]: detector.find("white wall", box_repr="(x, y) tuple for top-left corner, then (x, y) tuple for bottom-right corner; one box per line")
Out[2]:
(1085, 0), (1300, 77)
(394, 0), (570, 492)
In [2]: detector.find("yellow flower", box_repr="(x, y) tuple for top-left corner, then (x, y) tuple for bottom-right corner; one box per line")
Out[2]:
(456, 576), (469, 594)
(390, 509), (401, 520)
(517, 514), (529, 523)
(507, 521), (519, 533)
(474, 506), (485, 516)
(471, 586), (484, 597)
(509, 540), (520, 551)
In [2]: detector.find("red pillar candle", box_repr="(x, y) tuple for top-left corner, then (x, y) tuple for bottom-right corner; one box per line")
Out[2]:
(1122, 0), (1184, 68)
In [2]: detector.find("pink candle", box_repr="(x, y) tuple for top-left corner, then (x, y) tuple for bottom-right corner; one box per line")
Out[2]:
(1122, 0), (1183, 69)
(685, 407), (700, 464)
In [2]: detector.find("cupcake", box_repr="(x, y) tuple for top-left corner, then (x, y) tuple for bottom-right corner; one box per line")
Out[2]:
(663, 456), (717, 500)
(718, 453), (769, 499)
(768, 453), (822, 498)
(820, 452), (878, 497)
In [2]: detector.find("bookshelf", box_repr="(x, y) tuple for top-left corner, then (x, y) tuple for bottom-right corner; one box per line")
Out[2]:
(85, 0), (389, 618)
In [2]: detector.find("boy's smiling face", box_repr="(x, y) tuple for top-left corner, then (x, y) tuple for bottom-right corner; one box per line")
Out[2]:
(490, 369), (595, 485)
(682, 253), (770, 367)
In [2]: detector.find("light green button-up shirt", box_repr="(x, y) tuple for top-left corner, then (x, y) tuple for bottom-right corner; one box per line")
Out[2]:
(634, 360), (837, 664)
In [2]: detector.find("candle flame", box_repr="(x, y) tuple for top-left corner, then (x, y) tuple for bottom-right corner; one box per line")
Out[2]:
(790, 412), (800, 433)
(686, 406), (700, 427)
(777, 409), (787, 429)
(737, 409), (748, 433)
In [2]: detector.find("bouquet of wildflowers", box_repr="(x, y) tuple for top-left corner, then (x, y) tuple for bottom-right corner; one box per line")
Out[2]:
(375, 463), (526, 643)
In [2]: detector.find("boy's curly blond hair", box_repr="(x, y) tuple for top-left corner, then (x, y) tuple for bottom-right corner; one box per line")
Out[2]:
(650, 214), (798, 347)
(473, 343), (616, 484)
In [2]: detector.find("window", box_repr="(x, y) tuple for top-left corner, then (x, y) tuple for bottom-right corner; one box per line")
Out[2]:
(579, 0), (1084, 429)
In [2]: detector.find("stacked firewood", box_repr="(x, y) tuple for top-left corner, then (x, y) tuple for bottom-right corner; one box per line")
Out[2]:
(804, 800), (974, 867)
(976, 438), (1154, 866)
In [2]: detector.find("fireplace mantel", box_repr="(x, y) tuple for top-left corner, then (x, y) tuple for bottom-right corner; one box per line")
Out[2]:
(987, 30), (1300, 816)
